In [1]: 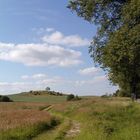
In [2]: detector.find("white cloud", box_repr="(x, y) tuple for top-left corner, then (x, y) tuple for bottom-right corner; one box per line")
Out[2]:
(0, 75), (66, 94)
(0, 82), (34, 94)
(32, 27), (55, 34)
(79, 67), (100, 76)
(46, 28), (54, 32)
(78, 67), (107, 86)
(32, 73), (47, 79)
(21, 73), (47, 80)
(75, 75), (107, 86)
(0, 42), (14, 50)
(21, 75), (29, 79)
(21, 74), (65, 86)
(0, 42), (82, 67)
(42, 31), (90, 47)
(41, 76), (64, 85)
(0, 74), (115, 95)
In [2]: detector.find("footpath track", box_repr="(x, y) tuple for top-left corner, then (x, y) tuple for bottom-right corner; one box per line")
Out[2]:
(32, 105), (80, 140)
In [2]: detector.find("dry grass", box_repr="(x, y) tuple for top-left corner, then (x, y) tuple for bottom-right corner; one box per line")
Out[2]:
(0, 102), (51, 131)
(0, 102), (49, 110)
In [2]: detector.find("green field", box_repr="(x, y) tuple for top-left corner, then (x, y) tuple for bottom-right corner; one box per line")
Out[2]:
(8, 93), (67, 103)
(1, 93), (140, 140)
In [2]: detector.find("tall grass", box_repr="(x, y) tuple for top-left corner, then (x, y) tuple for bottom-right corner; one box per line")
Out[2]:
(0, 118), (59, 140)
(1, 97), (140, 140)
(52, 97), (140, 140)
(0, 102), (59, 140)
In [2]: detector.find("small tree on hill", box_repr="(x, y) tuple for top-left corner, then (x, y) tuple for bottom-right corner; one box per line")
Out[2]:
(45, 87), (50, 91)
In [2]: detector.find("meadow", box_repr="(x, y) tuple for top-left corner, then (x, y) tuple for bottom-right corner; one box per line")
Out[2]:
(1, 93), (140, 140)
(49, 97), (140, 140)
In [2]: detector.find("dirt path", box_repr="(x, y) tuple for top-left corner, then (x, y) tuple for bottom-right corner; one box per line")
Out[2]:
(32, 105), (81, 140)
(43, 105), (53, 111)
(65, 121), (80, 138)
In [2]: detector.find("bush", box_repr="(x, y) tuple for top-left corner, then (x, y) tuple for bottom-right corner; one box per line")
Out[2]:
(67, 94), (75, 101)
(112, 89), (131, 97)
(0, 95), (13, 102)
(75, 95), (81, 100)
(67, 94), (81, 101)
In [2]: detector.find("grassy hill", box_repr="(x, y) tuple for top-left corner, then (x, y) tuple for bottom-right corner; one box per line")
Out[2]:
(8, 90), (67, 103)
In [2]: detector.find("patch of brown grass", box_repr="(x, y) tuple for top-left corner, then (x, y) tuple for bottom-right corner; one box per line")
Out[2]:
(0, 102), (51, 131)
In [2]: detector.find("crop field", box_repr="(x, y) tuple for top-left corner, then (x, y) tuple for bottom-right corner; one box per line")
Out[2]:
(0, 102), (58, 140)
(1, 96), (140, 140)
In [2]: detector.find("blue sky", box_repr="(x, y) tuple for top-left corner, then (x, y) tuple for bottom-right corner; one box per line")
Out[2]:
(0, 0), (117, 95)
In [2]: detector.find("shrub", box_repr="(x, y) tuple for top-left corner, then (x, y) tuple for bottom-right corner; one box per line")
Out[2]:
(67, 94), (75, 101)
(101, 93), (112, 98)
(75, 95), (81, 100)
(0, 95), (13, 102)
(67, 94), (81, 101)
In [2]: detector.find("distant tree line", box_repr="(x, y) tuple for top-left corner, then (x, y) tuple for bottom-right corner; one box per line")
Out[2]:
(29, 90), (64, 96)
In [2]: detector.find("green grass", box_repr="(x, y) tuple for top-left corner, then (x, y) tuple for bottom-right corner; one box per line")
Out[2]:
(33, 119), (71, 140)
(50, 97), (140, 140)
(8, 94), (67, 103)
(0, 118), (59, 140)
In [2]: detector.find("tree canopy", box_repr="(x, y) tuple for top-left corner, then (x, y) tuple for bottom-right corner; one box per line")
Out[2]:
(68, 0), (140, 98)
(45, 87), (51, 91)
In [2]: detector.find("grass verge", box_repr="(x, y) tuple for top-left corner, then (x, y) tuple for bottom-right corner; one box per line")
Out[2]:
(0, 118), (59, 140)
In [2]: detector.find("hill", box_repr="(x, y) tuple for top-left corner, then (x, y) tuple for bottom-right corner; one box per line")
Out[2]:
(8, 90), (67, 103)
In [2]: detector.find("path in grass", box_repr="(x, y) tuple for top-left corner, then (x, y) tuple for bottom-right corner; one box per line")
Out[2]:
(32, 105), (81, 140)
(32, 124), (62, 140)
(65, 121), (80, 138)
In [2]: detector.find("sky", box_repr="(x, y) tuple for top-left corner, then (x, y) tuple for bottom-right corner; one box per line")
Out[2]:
(0, 0), (117, 95)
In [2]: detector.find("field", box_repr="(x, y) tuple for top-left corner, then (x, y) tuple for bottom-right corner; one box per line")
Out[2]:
(8, 92), (67, 103)
(1, 93), (140, 140)
(0, 102), (59, 140)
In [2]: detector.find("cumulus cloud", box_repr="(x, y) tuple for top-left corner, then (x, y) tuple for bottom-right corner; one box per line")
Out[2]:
(79, 67), (100, 76)
(42, 31), (90, 47)
(0, 42), (82, 67)
(0, 28), (91, 67)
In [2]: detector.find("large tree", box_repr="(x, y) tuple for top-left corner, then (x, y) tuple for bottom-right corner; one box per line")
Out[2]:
(68, 0), (140, 98)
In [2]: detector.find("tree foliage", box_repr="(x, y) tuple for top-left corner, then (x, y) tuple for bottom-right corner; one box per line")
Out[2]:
(68, 0), (140, 98)
(0, 95), (13, 102)
(67, 94), (81, 101)
(45, 87), (51, 91)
